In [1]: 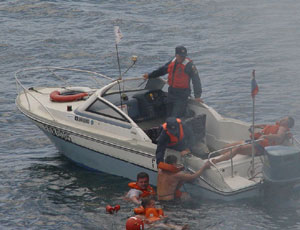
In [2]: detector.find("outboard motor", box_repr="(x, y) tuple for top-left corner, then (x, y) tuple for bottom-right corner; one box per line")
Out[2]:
(263, 145), (300, 183)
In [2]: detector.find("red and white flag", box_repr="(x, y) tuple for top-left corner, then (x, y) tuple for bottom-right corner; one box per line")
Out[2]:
(114, 26), (123, 44)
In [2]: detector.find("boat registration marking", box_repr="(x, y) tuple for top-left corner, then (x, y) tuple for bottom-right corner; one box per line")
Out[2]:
(75, 115), (90, 124)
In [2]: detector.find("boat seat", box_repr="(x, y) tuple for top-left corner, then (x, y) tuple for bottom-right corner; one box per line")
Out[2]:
(132, 89), (167, 121)
(124, 98), (140, 120)
(144, 126), (162, 144)
(184, 114), (209, 158)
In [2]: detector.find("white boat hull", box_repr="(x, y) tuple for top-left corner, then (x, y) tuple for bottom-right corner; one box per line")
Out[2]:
(15, 67), (300, 201)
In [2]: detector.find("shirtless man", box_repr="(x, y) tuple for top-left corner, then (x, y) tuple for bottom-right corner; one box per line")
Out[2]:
(157, 155), (210, 201)
(211, 116), (295, 164)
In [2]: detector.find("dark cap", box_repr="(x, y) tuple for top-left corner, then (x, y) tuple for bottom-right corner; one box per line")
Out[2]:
(166, 117), (180, 136)
(175, 46), (187, 57)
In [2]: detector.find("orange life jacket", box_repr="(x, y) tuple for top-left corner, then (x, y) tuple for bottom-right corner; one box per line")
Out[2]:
(251, 123), (288, 147)
(133, 206), (164, 222)
(128, 182), (156, 198)
(158, 162), (184, 198)
(158, 162), (184, 173)
(167, 57), (191, 89)
(162, 118), (184, 147)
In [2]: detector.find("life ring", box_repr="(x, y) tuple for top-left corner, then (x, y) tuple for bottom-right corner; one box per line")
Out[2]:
(50, 89), (89, 102)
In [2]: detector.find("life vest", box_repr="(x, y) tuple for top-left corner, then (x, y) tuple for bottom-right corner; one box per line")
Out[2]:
(251, 123), (289, 147)
(167, 57), (191, 89)
(133, 206), (164, 222)
(158, 162), (184, 198)
(158, 162), (184, 173)
(162, 118), (184, 147)
(128, 182), (156, 198)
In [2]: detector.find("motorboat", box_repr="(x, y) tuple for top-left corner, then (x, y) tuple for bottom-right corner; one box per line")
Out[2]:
(15, 66), (300, 201)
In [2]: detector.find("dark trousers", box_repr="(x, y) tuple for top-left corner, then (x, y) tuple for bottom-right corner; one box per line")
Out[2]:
(167, 87), (189, 118)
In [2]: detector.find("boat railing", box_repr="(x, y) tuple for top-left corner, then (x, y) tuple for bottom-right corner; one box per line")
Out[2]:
(291, 135), (300, 148)
(207, 133), (300, 181)
(15, 66), (114, 121)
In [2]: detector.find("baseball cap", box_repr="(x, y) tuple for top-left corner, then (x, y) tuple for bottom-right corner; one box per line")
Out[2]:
(175, 46), (187, 57)
(166, 117), (180, 136)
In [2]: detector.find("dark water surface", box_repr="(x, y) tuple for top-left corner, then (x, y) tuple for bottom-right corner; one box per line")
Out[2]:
(1, 0), (300, 229)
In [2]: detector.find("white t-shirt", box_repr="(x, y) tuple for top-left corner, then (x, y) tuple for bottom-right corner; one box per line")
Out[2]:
(126, 188), (142, 198)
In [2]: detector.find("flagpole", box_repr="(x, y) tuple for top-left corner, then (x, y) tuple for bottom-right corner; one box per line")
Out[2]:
(251, 70), (256, 176)
(114, 26), (123, 80)
(115, 43), (122, 80)
(114, 26), (124, 110)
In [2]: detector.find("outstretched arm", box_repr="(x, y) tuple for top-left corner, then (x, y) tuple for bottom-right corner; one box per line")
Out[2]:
(130, 196), (142, 205)
(176, 161), (210, 182)
(144, 60), (171, 79)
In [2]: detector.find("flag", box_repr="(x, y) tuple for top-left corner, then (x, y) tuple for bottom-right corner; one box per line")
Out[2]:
(114, 26), (123, 44)
(251, 70), (259, 98)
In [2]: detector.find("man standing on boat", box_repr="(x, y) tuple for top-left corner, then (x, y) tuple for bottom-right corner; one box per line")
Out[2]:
(155, 117), (196, 165)
(143, 46), (203, 118)
(125, 172), (156, 205)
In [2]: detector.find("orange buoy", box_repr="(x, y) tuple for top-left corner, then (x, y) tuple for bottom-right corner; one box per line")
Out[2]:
(126, 217), (144, 230)
(106, 205), (114, 214)
(114, 204), (120, 213)
(50, 90), (88, 102)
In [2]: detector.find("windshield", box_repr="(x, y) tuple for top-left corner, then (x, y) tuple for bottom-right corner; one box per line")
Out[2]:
(102, 78), (166, 96)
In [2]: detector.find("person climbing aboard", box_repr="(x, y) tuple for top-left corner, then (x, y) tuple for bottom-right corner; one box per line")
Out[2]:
(157, 155), (210, 201)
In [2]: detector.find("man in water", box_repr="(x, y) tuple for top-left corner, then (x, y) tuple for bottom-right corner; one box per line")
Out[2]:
(143, 46), (203, 118)
(210, 116), (295, 164)
(134, 197), (189, 229)
(125, 172), (155, 205)
(157, 155), (210, 201)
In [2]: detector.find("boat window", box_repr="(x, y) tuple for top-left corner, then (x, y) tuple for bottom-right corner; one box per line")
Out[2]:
(86, 99), (129, 122)
(103, 79), (146, 96)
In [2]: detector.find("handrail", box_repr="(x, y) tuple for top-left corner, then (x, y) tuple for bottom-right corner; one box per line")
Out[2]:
(290, 135), (300, 147)
(207, 139), (263, 160)
(207, 134), (299, 182)
(15, 66), (115, 121)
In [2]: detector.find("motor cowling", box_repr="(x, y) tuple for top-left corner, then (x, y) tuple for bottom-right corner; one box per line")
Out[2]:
(263, 145), (300, 183)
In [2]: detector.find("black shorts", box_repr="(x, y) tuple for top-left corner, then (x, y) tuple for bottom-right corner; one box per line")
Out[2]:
(245, 140), (265, 155)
